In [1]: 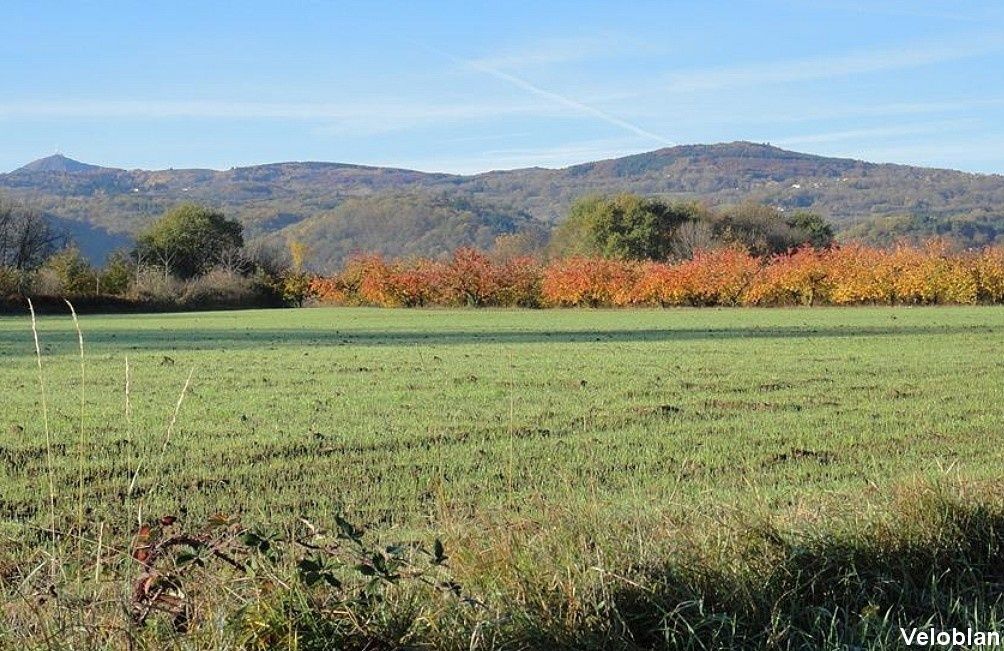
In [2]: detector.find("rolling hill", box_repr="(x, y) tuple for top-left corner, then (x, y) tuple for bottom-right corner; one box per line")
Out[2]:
(3, 142), (1003, 268)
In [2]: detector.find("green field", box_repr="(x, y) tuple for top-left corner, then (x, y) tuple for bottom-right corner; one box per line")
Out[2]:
(2, 306), (1003, 649)
(2, 306), (1002, 524)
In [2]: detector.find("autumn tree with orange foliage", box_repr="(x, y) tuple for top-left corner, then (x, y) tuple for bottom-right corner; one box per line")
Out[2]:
(311, 243), (1004, 309)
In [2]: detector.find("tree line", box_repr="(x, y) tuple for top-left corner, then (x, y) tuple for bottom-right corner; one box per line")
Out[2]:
(7, 191), (1001, 311)
(1, 200), (311, 309)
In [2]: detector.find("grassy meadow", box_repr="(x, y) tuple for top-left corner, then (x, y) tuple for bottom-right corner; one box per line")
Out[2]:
(1, 305), (1003, 649)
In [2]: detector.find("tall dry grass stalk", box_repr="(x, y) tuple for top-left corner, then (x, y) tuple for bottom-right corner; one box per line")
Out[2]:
(26, 299), (56, 560)
(506, 348), (516, 499)
(65, 300), (86, 548)
(124, 356), (134, 523)
(125, 356), (131, 431)
(160, 366), (194, 455)
(128, 366), (195, 519)
(93, 521), (104, 588)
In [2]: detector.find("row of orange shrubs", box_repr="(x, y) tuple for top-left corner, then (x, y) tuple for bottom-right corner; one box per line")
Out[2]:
(309, 243), (1004, 308)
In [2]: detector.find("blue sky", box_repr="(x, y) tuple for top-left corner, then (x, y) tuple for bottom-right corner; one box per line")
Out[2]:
(2, 0), (1003, 174)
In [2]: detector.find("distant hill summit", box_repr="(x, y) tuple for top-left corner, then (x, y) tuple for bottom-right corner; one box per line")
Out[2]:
(14, 154), (106, 174)
(2, 142), (1003, 266)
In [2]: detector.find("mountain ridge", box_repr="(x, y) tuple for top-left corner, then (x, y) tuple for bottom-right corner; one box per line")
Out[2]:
(12, 142), (1001, 178)
(3, 142), (1003, 267)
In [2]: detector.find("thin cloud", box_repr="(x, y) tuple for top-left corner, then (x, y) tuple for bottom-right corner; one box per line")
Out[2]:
(806, 0), (998, 23)
(387, 137), (654, 174)
(836, 138), (1004, 173)
(480, 138), (655, 167)
(469, 35), (639, 70)
(0, 98), (575, 138)
(0, 99), (546, 121)
(759, 98), (1004, 124)
(664, 36), (1004, 92)
(774, 120), (974, 146)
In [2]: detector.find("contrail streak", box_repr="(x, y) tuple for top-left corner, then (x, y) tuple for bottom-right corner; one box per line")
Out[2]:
(424, 43), (675, 147)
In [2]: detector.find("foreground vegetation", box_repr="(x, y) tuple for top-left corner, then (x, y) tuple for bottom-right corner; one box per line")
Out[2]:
(1, 306), (1002, 648)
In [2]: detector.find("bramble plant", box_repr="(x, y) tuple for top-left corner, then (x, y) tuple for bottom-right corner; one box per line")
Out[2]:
(127, 512), (459, 636)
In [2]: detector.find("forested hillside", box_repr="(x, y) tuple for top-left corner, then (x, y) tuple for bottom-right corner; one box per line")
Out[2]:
(279, 192), (545, 271)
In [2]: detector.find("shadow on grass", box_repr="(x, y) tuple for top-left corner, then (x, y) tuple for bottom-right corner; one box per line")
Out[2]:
(512, 493), (1004, 650)
(0, 323), (995, 356)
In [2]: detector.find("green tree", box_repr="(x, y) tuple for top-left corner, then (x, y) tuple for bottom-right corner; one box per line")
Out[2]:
(714, 202), (834, 255)
(41, 247), (97, 294)
(135, 204), (243, 279)
(549, 194), (701, 260)
(785, 211), (835, 248)
(281, 240), (312, 307)
(99, 250), (134, 295)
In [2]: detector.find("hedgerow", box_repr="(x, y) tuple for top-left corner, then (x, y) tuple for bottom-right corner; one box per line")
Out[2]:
(310, 242), (1004, 308)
